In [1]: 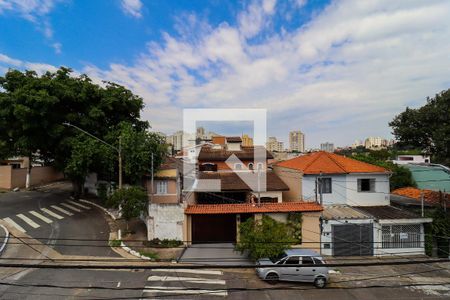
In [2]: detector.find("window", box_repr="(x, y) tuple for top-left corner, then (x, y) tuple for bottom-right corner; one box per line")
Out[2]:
(248, 163), (254, 170)
(284, 256), (299, 265)
(358, 178), (375, 192)
(257, 162), (264, 170)
(156, 181), (168, 194)
(313, 257), (324, 265)
(200, 163), (217, 172)
(382, 224), (421, 248)
(318, 178), (332, 193)
(234, 163), (243, 170)
(301, 256), (314, 265)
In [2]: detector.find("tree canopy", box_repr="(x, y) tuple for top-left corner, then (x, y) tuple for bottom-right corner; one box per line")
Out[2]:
(390, 89), (450, 165)
(0, 67), (166, 193)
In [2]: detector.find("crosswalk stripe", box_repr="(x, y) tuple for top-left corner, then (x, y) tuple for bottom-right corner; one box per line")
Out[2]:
(3, 217), (26, 233)
(143, 286), (227, 296)
(67, 200), (91, 210)
(29, 211), (53, 224)
(16, 214), (40, 229)
(147, 275), (226, 285)
(60, 203), (82, 212)
(150, 269), (223, 275)
(51, 205), (73, 216)
(41, 208), (64, 220)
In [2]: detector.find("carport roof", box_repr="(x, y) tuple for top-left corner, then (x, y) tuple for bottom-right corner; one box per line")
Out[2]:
(185, 202), (323, 214)
(322, 205), (372, 220)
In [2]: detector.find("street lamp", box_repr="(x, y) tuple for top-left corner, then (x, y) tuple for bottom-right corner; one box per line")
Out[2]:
(63, 122), (123, 189)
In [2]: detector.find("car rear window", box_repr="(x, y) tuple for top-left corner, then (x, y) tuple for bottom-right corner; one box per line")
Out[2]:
(313, 257), (324, 265)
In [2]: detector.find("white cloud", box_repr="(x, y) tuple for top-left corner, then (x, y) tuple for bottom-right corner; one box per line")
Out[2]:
(52, 42), (62, 54)
(0, 53), (58, 73)
(3, 0), (450, 147)
(121, 0), (143, 18)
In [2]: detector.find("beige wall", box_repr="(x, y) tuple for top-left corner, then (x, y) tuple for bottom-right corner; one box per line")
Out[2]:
(146, 178), (180, 204)
(273, 166), (303, 201)
(0, 165), (63, 189)
(299, 212), (321, 251)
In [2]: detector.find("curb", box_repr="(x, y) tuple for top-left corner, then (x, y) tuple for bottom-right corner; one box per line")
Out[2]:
(79, 199), (152, 261)
(79, 199), (117, 220)
(0, 224), (10, 255)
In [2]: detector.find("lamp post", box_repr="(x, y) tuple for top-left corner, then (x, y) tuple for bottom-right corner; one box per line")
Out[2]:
(63, 122), (122, 189)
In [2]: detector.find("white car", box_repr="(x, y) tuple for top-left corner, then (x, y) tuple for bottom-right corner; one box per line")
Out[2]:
(256, 249), (329, 288)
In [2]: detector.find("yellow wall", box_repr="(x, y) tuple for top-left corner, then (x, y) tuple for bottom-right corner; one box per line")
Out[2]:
(273, 165), (303, 201)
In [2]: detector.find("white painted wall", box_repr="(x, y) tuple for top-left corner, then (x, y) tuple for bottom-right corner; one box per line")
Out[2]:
(147, 204), (184, 241)
(301, 173), (390, 206)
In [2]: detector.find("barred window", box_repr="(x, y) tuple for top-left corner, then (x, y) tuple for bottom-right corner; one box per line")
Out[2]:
(382, 224), (421, 248)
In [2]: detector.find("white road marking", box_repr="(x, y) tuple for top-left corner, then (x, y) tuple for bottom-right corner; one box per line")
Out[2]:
(50, 205), (73, 216)
(3, 217), (26, 233)
(147, 275), (226, 285)
(16, 214), (40, 229)
(60, 203), (82, 212)
(41, 208), (64, 220)
(67, 200), (91, 210)
(117, 281), (121, 288)
(150, 269), (223, 275)
(143, 286), (227, 296)
(29, 211), (52, 224)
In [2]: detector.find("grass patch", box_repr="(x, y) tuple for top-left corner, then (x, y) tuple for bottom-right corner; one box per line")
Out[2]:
(138, 251), (158, 259)
(109, 239), (122, 247)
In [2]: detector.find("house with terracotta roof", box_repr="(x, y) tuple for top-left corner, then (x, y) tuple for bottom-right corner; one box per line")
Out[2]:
(391, 187), (450, 210)
(183, 138), (323, 246)
(273, 151), (432, 256)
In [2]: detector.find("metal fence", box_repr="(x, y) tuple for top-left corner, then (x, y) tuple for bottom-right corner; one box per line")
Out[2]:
(382, 224), (422, 249)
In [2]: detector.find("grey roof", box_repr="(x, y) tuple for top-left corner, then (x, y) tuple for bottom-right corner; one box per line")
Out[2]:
(322, 205), (372, 220)
(285, 249), (321, 257)
(354, 206), (422, 220)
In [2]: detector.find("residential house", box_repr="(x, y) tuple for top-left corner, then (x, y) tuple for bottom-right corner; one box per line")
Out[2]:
(145, 157), (185, 241)
(392, 155), (430, 165)
(273, 151), (432, 256)
(183, 137), (323, 246)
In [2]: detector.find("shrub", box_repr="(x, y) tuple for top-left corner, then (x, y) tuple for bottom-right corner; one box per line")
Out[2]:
(236, 215), (295, 260)
(143, 238), (183, 248)
(109, 239), (122, 247)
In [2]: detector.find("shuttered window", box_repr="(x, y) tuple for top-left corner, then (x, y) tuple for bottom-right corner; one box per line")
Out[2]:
(357, 178), (375, 192)
(319, 178), (332, 193)
(156, 180), (168, 194)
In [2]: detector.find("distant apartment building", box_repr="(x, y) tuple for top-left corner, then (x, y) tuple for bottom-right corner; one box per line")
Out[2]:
(352, 139), (363, 148)
(364, 137), (388, 150)
(266, 137), (284, 152)
(241, 134), (253, 147)
(289, 131), (305, 152)
(320, 142), (334, 152)
(166, 131), (184, 151)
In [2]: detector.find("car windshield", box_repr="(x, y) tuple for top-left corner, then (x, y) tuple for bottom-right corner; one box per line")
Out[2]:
(270, 252), (287, 263)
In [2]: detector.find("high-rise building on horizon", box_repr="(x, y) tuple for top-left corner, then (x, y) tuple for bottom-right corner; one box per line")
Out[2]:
(289, 131), (305, 152)
(166, 130), (184, 151)
(320, 142), (334, 152)
(266, 136), (284, 152)
(241, 134), (253, 146)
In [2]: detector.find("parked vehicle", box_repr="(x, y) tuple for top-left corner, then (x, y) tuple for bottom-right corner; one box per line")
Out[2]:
(256, 249), (329, 288)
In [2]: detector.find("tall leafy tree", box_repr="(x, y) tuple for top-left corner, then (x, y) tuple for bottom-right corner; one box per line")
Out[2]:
(390, 89), (450, 165)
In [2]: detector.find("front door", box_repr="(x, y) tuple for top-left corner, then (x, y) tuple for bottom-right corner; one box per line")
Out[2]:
(279, 256), (301, 281)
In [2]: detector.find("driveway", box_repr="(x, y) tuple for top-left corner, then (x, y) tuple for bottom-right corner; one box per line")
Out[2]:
(179, 243), (253, 265)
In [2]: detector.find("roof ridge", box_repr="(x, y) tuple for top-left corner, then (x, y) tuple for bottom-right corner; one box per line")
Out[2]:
(303, 151), (326, 172)
(326, 152), (348, 173)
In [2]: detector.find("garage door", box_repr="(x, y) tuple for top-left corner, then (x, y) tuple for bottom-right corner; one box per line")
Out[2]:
(332, 224), (373, 256)
(192, 214), (236, 243)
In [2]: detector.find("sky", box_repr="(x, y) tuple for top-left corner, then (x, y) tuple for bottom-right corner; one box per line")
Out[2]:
(1, 0), (450, 148)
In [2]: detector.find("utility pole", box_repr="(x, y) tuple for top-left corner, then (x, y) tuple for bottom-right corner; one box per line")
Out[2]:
(319, 171), (323, 205)
(420, 189), (424, 217)
(151, 153), (154, 203)
(118, 136), (122, 189)
(257, 169), (261, 206)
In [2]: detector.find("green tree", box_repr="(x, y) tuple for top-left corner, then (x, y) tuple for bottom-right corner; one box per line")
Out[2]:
(390, 89), (450, 165)
(108, 122), (167, 185)
(0, 68), (162, 192)
(107, 186), (148, 231)
(236, 215), (295, 260)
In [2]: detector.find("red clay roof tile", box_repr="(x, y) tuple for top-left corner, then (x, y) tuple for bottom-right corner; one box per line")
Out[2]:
(185, 201), (323, 214)
(392, 187), (450, 207)
(275, 151), (388, 174)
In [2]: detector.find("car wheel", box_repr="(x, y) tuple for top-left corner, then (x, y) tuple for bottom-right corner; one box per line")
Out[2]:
(314, 277), (327, 288)
(265, 272), (279, 284)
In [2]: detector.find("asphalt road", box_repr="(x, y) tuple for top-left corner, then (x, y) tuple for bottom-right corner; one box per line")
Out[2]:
(0, 182), (117, 257)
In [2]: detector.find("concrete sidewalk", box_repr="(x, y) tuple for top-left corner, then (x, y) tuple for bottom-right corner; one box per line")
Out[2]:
(179, 243), (253, 265)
